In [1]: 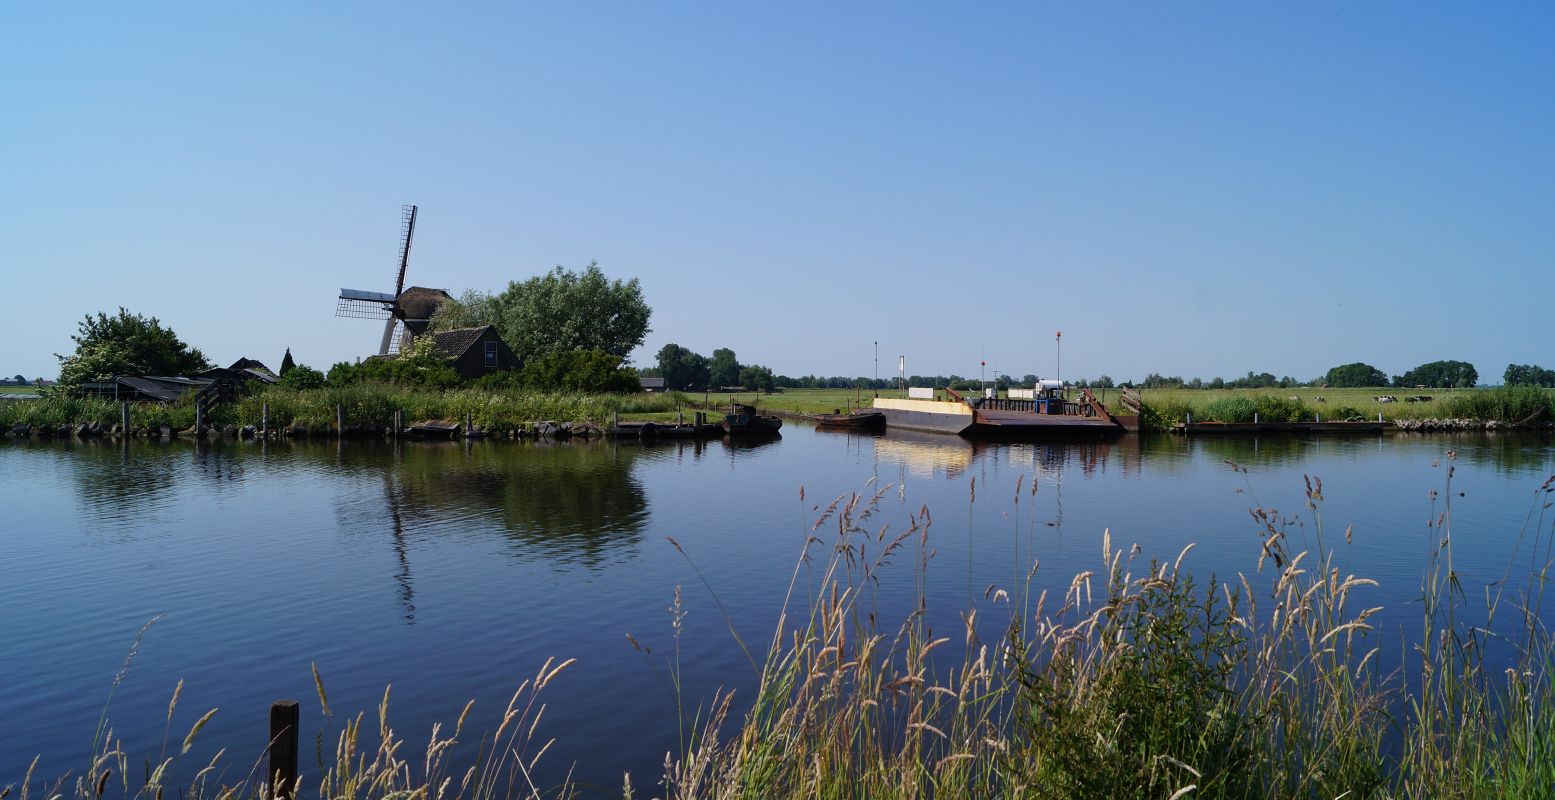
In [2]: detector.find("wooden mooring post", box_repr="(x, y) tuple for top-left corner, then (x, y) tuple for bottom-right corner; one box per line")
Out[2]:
(195, 403), (204, 435)
(269, 699), (299, 797)
(465, 412), (472, 438)
(120, 401), (130, 436)
(337, 404), (345, 438)
(262, 403), (269, 439)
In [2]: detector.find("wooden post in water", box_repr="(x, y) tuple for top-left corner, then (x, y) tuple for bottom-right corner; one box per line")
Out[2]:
(120, 401), (130, 436)
(465, 412), (472, 438)
(195, 402), (204, 436)
(268, 700), (299, 798)
(337, 404), (345, 438)
(262, 403), (269, 439)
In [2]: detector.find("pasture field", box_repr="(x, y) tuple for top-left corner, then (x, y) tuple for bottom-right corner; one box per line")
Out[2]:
(0, 386), (38, 394)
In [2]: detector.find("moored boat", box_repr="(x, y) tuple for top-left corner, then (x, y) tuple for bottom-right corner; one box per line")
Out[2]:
(722, 409), (783, 435)
(814, 410), (886, 430)
(871, 385), (1126, 440)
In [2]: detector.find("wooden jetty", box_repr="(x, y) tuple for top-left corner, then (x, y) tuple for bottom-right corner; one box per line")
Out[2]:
(607, 410), (721, 440)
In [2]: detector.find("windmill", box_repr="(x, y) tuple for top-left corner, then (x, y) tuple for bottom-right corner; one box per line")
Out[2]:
(335, 205), (452, 355)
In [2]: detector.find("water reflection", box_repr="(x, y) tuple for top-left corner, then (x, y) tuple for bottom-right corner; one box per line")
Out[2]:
(65, 438), (183, 534)
(338, 441), (653, 563)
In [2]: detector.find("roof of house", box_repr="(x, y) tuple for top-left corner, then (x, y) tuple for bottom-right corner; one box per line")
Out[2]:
(227, 357), (276, 377)
(428, 325), (499, 359)
(639, 377), (666, 388)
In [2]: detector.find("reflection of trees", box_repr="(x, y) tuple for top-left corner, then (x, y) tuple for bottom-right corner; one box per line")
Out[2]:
(370, 441), (651, 567)
(67, 439), (182, 534)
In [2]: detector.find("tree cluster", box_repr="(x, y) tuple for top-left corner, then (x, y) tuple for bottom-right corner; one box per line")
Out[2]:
(55, 308), (209, 390)
(1324, 362), (1391, 388)
(654, 344), (776, 392)
(1504, 364), (1555, 387)
(430, 262), (651, 368)
(1392, 360), (1477, 388)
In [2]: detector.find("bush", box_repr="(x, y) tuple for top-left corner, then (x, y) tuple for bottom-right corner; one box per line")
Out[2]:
(519, 349), (639, 394)
(277, 365), (325, 390)
(1139, 398), (1192, 430)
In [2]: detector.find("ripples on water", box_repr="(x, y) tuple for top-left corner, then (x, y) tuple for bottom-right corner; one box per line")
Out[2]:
(3, 430), (1553, 792)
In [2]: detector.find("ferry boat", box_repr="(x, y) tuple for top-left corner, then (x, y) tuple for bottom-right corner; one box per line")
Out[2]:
(871, 382), (1133, 440)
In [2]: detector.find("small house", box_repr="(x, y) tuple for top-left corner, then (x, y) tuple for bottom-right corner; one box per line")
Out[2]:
(426, 325), (518, 380)
(639, 377), (666, 393)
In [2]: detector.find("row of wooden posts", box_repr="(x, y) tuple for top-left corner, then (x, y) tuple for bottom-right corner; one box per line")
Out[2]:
(118, 402), (475, 440)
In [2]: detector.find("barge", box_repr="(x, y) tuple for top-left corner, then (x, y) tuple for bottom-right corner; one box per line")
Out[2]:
(871, 385), (1132, 440)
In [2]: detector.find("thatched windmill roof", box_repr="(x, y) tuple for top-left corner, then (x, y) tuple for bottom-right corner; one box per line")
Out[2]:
(394, 286), (453, 334)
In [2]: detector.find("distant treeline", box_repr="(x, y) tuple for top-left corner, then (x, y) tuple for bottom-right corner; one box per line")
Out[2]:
(2, 374), (35, 386)
(767, 361), (1555, 392)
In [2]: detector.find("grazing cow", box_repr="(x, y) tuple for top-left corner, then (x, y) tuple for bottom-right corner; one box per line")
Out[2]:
(1288, 395), (1300, 401)
(1405, 395), (1434, 403)
(1375, 395), (1397, 403)
(1313, 396), (1326, 402)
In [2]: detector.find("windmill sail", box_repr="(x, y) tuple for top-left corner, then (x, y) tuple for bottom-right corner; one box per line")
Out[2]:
(380, 205), (419, 355)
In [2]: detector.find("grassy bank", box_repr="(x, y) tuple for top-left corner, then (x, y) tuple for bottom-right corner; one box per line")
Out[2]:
(0, 385), (694, 436)
(20, 463), (1555, 799)
(736, 387), (1555, 431)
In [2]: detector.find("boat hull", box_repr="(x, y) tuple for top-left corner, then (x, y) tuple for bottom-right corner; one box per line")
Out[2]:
(815, 411), (887, 430)
(872, 397), (1124, 440)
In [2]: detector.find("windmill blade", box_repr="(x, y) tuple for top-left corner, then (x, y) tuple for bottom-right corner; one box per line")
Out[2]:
(337, 288), (395, 319)
(393, 205), (418, 297)
(379, 317), (401, 356)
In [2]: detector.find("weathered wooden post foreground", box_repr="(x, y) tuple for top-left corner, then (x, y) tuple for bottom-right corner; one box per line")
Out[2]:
(269, 699), (299, 797)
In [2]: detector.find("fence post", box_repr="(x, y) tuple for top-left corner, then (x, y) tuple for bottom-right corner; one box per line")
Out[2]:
(269, 700), (299, 797)
(121, 401), (131, 436)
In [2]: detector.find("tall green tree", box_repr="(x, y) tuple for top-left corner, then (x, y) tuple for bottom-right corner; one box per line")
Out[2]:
(738, 364), (775, 393)
(655, 343), (709, 390)
(709, 348), (741, 387)
(1505, 364), (1555, 387)
(56, 308), (209, 390)
(1394, 360), (1477, 388)
(279, 348), (296, 376)
(1324, 362), (1390, 388)
(485, 263), (650, 366)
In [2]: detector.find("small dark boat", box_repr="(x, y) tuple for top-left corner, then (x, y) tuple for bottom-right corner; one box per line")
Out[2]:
(814, 410), (886, 430)
(722, 410), (783, 435)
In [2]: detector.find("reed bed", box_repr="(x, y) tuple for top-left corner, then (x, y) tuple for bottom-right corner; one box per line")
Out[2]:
(0, 386), (692, 435)
(0, 394), (198, 431)
(10, 461), (1555, 799)
(233, 385), (692, 434)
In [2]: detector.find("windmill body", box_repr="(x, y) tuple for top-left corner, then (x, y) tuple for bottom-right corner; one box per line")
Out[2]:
(335, 205), (452, 356)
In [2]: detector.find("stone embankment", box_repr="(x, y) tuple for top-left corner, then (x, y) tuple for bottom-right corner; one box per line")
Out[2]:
(1391, 418), (1555, 432)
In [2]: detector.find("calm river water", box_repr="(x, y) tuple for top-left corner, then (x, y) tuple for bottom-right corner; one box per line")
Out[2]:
(4, 428), (1555, 793)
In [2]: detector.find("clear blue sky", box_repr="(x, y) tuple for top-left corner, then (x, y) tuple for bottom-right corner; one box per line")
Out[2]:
(5, 3), (1552, 384)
